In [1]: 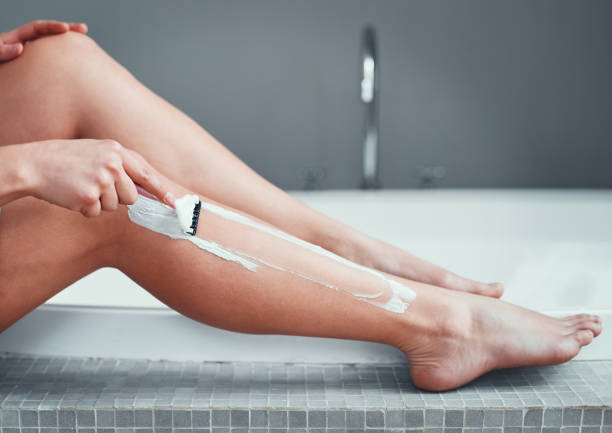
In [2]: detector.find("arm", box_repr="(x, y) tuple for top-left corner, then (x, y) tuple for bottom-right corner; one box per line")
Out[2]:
(0, 144), (30, 206)
(0, 139), (174, 213)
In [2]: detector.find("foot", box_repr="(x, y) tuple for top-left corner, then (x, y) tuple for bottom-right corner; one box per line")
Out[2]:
(396, 286), (602, 391)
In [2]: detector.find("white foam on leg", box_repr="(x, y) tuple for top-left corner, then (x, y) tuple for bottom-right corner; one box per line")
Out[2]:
(127, 194), (416, 313)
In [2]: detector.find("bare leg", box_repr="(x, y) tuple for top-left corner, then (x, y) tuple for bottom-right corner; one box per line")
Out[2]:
(0, 176), (601, 391)
(0, 32), (501, 297)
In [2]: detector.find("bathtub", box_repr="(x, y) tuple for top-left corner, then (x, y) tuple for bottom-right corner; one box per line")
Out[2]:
(1, 189), (610, 362)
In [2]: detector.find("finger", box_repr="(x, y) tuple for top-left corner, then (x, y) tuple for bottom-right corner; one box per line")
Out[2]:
(7, 20), (69, 44)
(115, 170), (138, 205)
(0, 42), (23, 61)
(120, 148), (175, 207)
(100, 185), (119, 212)
(135, 183), (157, 201)
(81, 200), (101, 218)
(68, 23), (88, 34)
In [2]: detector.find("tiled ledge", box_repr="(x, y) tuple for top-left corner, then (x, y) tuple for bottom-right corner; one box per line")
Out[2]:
(0, 353), (611, 433)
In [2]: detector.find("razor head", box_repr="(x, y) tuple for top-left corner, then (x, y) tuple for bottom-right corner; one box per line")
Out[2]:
(175, 194), (203, 236)
(187, 200), (202, 236)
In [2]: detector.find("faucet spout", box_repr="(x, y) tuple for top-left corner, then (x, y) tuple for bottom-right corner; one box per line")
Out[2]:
(360, 26), (380, 189)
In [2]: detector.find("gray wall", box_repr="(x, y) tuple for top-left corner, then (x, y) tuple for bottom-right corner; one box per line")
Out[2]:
(3, 1), (612, 189)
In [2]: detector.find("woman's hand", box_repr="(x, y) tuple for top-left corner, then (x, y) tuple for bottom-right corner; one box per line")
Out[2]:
(0, 20), (87, 62)
(23, 139), (175, 217)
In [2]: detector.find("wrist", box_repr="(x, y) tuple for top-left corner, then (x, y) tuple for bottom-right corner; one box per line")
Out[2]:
(0, 143), (38, 205)
(12, 142), (40, 197)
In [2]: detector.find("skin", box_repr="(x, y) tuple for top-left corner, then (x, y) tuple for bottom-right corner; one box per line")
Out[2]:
(0, 30), (602, 391)
(0, 20), (87, 62)
(0, 28), (503, 298)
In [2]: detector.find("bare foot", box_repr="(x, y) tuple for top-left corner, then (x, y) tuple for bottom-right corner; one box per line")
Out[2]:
(395, 285), (602, 391)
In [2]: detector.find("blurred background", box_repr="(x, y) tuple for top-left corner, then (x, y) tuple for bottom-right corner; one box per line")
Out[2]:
(2, 0), (611, 190)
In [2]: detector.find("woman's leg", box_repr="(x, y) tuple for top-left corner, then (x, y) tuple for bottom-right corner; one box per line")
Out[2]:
(0, 31), (501, 297)
(0, 178), (601, 391)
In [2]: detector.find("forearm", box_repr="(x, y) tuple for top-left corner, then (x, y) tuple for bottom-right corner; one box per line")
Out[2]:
(0, 143), (32, 206)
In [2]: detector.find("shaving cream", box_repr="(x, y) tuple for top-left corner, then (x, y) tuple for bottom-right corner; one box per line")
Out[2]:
(127, 195), (416, 313)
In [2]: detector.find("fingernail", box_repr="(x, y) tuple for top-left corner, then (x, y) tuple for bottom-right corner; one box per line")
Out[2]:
(164, 192), (176, 207)
(135, 184), (155, 200)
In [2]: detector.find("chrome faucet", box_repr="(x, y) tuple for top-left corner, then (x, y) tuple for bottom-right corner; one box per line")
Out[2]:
(360, 26), (380, 189)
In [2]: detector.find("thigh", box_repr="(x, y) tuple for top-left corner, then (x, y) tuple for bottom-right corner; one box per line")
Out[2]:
(0, 197), (124, 332)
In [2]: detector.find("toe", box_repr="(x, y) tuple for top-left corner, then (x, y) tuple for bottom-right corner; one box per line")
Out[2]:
(564, 314), (592, 323)
(573, 329), (594, 347)
(485, 282), (505, 298)
(566, 315), (602, 337)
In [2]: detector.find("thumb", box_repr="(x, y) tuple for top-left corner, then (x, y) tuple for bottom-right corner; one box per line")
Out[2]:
(0, 42), (23, 61)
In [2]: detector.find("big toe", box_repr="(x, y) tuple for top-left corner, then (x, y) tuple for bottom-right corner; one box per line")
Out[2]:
(573, 329), (594, 347)
(576, 316), (602, 337)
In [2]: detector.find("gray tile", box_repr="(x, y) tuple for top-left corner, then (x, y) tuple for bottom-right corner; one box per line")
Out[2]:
(308, 411), (325, 428)
(485, 411), (504, 427)
(346, 410), (364, 428)
(583, 410), (603, 426)
(426, 410), (445, 427)
(504, 410), (523, 427)
(76, 411), (94, 427)
(525, 410), (544, 427)
(116, 410), (134, 428)
(21, 410), (38, 427)
(446, 411), (464, 427)
(366, 410), (384, 427)
(562, 428), (580, 433)
(96, 410), (114, 427)
(22, 428), (39, 433)
(58, 411), (76, 428)
(211, 410), (230, 427)
(40, 411), (58, 427)
(581, 428), (602, 433)
(250, 410), (267, 427)
(466, 411), (485, 428)
(230, 410), (248, 427)
(544, 409), (563, 427)
(173, 410), (191, 428)
(192, 411), (210, 428)
(564, 410), (582, 427)
(288, 411), (306, 428)
(407, 410), (425, 427)
(387, 410), (405, 428)
(134, 410), (153, 427)
(543, 428), (561, 433)
(605, 411), (612, 426)
(2, 410), (19, 427)
(154, 410), (172, 428)
(327, 410), (345, 428)
(504, 428), (522, 433)
(269, 411), (287, 428)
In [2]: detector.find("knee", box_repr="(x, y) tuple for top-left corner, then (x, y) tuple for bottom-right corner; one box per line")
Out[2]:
(16, 31), (102, 79)
(0, 32), (105, 143)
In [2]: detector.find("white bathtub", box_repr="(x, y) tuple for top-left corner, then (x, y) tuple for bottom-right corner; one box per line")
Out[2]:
(1, 189), (610, 361)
